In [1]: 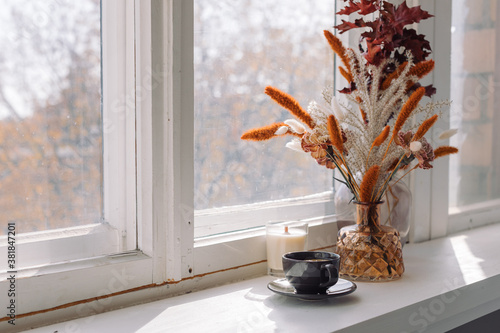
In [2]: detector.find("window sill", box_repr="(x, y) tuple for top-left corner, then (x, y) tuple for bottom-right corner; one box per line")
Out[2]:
(19, 223), (500, 333)
(0, 224), (120, 270)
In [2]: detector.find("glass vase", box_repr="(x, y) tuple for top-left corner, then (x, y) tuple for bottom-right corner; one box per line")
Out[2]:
(380, 180), (411, 245)
(335, 180), (411, 246)
(336, 201), (404, 281)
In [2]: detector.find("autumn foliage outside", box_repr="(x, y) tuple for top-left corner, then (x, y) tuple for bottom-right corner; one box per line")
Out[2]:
(0, 0), (101, 235)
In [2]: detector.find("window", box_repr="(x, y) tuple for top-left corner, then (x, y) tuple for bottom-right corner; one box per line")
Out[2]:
(0, 0), (200, 323)
(193, 0), (336, 237)
(408, 0), (500, 240)
(0, 0), (139, 272)
(2, 0), (499, 328)
(447, 0), (500, 232)
(0, 0), (150, 320)
(0, 0), (102, 235)
(0, 0), (137, 269)
(450, 0), (500, 208)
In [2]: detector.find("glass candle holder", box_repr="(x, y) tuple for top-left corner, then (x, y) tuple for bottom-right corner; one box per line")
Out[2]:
(266, 221), (308, 277)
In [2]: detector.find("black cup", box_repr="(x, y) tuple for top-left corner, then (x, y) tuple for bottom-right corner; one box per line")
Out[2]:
(282, 251), (340, 294)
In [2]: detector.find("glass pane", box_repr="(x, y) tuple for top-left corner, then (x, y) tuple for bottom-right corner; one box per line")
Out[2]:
(0, 0), (102, 235)
(450, 0), (500, 208)
(194, 0), (335, 211)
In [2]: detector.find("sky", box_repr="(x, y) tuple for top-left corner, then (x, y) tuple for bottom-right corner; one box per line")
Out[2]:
(0, 0), (100, 118)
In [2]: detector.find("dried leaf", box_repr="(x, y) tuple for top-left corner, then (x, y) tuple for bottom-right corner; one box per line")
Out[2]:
(337, 0), (379, 16)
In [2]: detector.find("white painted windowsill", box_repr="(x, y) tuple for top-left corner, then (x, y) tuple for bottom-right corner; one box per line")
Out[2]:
(27, 223), (500, 333)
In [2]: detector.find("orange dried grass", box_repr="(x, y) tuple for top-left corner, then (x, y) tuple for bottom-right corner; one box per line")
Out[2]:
(387, 158), (400, 172)
(241, 122), (286, 141)
(406, 60), (435, 90)
(434, 146), (459, 159)
(327, 115), (344, 153)
(359, 165), (380, 202)
(413, 114), (438, 141)
(408, 59), (435, 79)
(371, 125), (390, 149)
(381, 62), (408, 90)
(265, 86), (315, 129)
(355, 97), (367, 123)
(366, 125), (390, 164)
(392, 87), (426, 143)
(339, 66), (353, 82)
(323, 30), (351, 78)
(360, 107), (367, 123)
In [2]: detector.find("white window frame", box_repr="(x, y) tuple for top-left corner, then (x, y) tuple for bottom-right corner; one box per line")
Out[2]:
(411, 0), (500, 242)
(191, 0), (339, 239)
(102, 0), (138, 252)
(0, 0), (155, 321)
(0, 0), (137, 270)
(408, 0), (452, 242)
(194, 191), (335, 238)
(1, 0), (499, 329)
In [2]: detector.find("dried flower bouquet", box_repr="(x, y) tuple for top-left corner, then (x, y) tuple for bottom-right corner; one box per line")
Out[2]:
(241, 0), (458, 204)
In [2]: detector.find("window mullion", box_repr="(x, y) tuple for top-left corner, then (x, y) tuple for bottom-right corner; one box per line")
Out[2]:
(102, 0), (137, 251)
(429, 0), (452, 239)
(136, 0), (153, 257)
(410, 0), (452, 242)
(150, 0), (194, 283)
(124, 0), (138, 251)
(172, 0), (195, 280)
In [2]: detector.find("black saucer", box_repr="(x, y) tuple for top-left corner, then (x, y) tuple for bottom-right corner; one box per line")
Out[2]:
(267, 278), (357, 300)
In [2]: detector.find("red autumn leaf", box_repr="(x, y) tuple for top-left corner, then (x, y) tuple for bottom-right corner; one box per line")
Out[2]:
(337, 2), (361, 15)
(397, 29), (432, 62)
(358, 0), (379, 15)
(339, 87), (353, 94)
(406, 83), (436, 98)
(394, 2), (433, 24)
(361, 20), (387, 44)
(382, 1), (433, 35)
(337, 0), (379, 16)
(339, 81), (357, 94)
(364, 40), (384, 65)
(335, 18), (367, 34)
(424, 85), (437, 97)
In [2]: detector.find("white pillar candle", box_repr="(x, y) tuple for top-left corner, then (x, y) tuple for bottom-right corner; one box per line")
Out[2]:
(266, 224), (308, 273)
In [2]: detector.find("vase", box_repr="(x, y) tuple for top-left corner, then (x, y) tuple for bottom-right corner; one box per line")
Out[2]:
(336, 201), (404, 281)
(380, 180), (411, 245)
(335, 180), (411, 246)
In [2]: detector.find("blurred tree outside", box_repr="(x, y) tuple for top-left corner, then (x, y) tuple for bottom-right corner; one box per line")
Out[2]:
(0, 0), (101, 235)
(194, 0), (336, 211)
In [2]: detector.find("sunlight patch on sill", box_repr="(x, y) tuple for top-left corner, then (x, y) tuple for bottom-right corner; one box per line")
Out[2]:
(450, 234), (487, 285)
